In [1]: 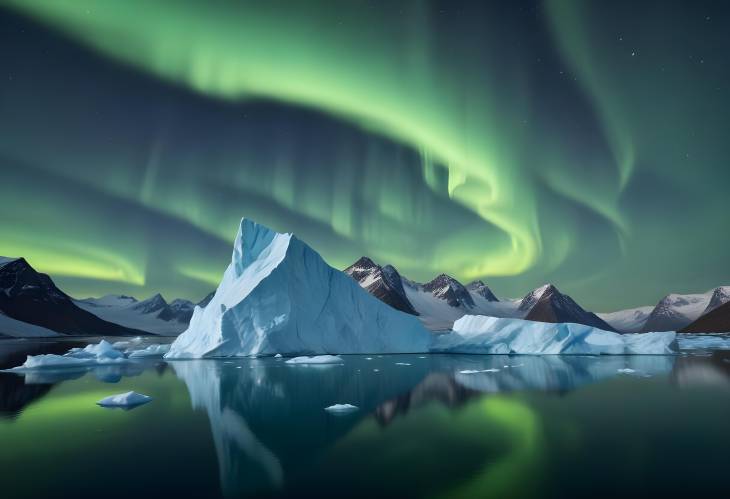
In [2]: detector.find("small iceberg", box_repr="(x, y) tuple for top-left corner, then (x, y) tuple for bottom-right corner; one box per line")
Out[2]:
(285, 355), (343, 365)
(97, 391), (152, 408)
(112, 337), (144, 349)
(274, 354), (283, 358)
(395, 362), (412, 366)
(7, 340), (128, 371)
(324, 404), (358, 414)
(617, 368), (637, 374)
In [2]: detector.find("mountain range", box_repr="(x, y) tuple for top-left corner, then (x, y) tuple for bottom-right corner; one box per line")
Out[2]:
(0, 253), (728, 338)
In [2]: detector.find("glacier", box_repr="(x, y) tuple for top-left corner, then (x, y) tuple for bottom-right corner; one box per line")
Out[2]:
(165, 219), (432, 358)
(435, 315), (678, 355)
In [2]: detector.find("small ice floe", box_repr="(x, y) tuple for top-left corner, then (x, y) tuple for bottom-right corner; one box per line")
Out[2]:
(617, 368), (637, 374)
(325, 404), (358, 414)
(285, 355), (343, 365)
(97, 391), (152, 408)
(459, 368), (500, 374)
(395, 362), (412, 366)
(127, 344), (171, 358)
(6, 340), (127, 371)
(418, 356), (427, 359)
(373, 369), (380, 372)
(274, 354), (283, 358)
(112, 337), (144, 350)
(365, 357), (373, 360)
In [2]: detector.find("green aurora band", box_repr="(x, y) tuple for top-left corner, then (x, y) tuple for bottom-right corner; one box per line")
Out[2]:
(1, 0), (728, 310)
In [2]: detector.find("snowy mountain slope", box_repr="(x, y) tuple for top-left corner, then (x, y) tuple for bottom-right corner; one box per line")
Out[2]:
(345, 257), (515, 331)
(76, 293), (211, 336)
(166, 219), (431, 358)
(0, 257), (147, 337)
(0, 310), (61, 338)
(642, 291), (715, 332)
(467, 280), (498, 302)
(344, 257), (418, 315)
(598, 306), (654, 333)
(402, 282), (520, 331)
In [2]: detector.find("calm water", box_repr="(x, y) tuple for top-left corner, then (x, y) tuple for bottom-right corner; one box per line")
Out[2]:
(1, 338), (729, 499)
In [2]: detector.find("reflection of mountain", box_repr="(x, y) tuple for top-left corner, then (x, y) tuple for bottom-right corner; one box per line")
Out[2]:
(671, 350), (730, 389)
(0, 373), (52, 419)
(374, 373), (477, 426)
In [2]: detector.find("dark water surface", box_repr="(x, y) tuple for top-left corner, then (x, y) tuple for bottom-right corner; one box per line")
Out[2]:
(1, 338), (729, 499)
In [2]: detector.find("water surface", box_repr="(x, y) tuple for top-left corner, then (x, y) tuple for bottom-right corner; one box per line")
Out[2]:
(1, 338), (729, 498)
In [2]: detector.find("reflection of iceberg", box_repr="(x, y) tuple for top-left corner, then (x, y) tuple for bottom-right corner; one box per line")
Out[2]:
(671, 351), (730, 389)
(171, 357), (431, 496)
(449, 355), (675, 394)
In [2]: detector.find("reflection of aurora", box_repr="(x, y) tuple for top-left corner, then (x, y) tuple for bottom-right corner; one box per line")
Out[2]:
(2, 1), (729, 310)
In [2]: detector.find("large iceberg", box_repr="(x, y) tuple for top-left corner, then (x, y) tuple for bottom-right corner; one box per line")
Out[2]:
(165, 219), (432, 358)
(435, 315), (678, 355)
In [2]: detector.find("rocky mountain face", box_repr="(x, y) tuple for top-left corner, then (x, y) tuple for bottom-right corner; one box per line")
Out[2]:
(681, 301), (730, 333)
(344, 257), (418, 315)
(422, 274), (475, 308)
(0, 258), (146, 336)
(518, 284), (616, 331)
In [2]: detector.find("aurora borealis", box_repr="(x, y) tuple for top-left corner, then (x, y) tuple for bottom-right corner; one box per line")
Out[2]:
(1, 0), (728, 310)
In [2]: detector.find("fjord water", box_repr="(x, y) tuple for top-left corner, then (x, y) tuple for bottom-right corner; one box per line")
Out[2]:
(1, 340), (729, 499)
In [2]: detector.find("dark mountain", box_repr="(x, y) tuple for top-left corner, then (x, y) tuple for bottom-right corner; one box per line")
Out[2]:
(466, 280), (498, 302)
(0, 257), (148, 336)
(131, 293), (168, 314)
(422, 274), (475, 308)
(519, 284), (615, 331)
(344, 257), (418, 315)
(681, 301), (730, 333)
(702, 287), (730, 316)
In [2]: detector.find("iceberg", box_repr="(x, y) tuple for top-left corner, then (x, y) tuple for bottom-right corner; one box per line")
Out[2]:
(166, 219), (431, 358)
(96, 391), (152, 408)
(435, 315), (678, 355)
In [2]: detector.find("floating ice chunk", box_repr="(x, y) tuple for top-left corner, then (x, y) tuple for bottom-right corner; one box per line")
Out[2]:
(127, 343), (171, 358)
(324, 404), (358, 414)
(435, 316), (678, 355)
(274, 354), (283, 358)
(97, 391), (152, 408)
(395, 362), (411, 366)
(459, 368), (500, 374)
(6, 340), (128, 371)
(365, 357), (373, 360)
(285, 355), (343, 365)
(617, 368), (637, 374)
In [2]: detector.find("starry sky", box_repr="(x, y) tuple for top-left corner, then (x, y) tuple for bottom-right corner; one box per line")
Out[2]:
(0, 0), (728, 311)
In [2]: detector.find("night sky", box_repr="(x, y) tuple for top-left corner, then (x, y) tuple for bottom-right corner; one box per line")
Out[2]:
(1, 0), (728, 311)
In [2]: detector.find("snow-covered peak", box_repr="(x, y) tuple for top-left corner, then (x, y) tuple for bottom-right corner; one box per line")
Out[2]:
(344, 257), (418, 315)
(423, 274), (475, 308)
(703, 286), (730, 315)
(518, 283), (557, 312)
(642, 290), (714, 332)
(466, 280), (499, 302)
(132, 293), (168, 314)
